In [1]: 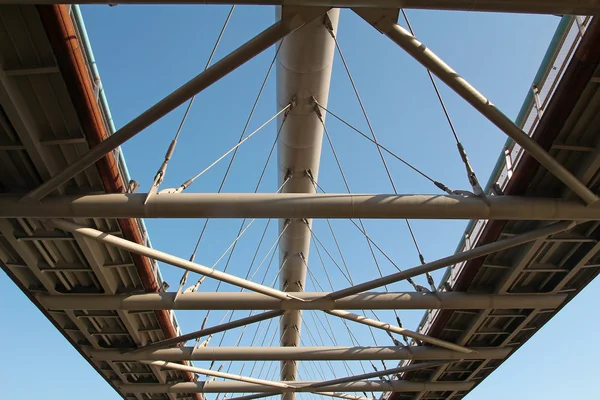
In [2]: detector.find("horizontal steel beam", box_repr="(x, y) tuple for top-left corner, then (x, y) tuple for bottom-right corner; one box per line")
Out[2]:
(4, 1), (600, 15)
(89, 346), (511, 361)
(37, 291), (567, 310)
(117, 380), (474, 393)
(2, 194), (599, 220)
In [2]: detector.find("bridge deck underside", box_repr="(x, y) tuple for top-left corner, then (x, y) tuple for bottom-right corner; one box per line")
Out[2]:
(393, 16), (600, 400)
(0, 4), (599, 400)
(0, 5), (198, 400)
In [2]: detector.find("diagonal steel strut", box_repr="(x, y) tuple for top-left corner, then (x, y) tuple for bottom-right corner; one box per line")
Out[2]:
(355, 8), (598, 205)
(141, 360), (294, 388)
(51, 219), (297, 300)
(327, 221), (575, 300)
(127, 310), (284, 354)
(23, 7), (326, 201)
(308, 361), (446, 388)
(325, 309), (472, 353)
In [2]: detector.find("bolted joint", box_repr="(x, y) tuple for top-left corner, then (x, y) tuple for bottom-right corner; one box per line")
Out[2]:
(159, 281), (169, 292)
(310, 96), (324, 117)
(164, 139), (177, 162)
(151, 170), (165, 187)
(304, 169), (316, 184)
(127, 180), (140, 193)
(426, 272), (436, 288)
(492, 183), (504, 196)
(532, 84), (544, 118)
(298, 251), (307, 263)
(323, 13), (335, 37)
(315, 106), (324, 120)
(180, 178), (194, 191)
(286, 96), (297, 116)
(179, 270), (189, 286)
(433, 180), (455, 195)
(456, 142), (469, 165)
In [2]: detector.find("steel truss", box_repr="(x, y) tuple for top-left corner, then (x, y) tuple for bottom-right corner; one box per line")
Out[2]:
(2, 2), (599, 400)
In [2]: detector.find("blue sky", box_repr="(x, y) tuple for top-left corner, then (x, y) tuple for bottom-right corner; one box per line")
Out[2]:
(1, 5), (599, 400)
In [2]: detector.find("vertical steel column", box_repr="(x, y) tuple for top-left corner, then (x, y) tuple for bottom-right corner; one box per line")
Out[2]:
(276, 7), (339, 396)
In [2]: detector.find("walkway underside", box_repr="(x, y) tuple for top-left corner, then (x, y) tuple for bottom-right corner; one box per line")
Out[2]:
(6, 0), (600, 15)
(0, 3), (599, 400)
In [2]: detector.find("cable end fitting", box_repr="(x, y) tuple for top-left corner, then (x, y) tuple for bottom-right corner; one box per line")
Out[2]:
(434, 180), (454, 195)
(284, 168), (294, 182)
(323, 13), (335, 37)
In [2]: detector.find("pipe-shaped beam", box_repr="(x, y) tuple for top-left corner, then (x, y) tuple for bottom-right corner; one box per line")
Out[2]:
(37, 291), (567, 310)
(116, 380), (474, 393)
(89, 346), (511, 361)
(2, 194), (599, 220)
(5, 1), (600, 15)
(23, 9), (323, 201)
(326, 310), (472, 353)
(51, 219), (295, 300)
(355, 9), (598, 205)
(141, 361), (293, 388)
(128, 310), (284, 353)
(328, 221), (575, 300)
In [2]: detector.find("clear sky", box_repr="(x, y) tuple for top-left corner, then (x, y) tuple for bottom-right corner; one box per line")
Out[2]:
(1, 5), (599, 400)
